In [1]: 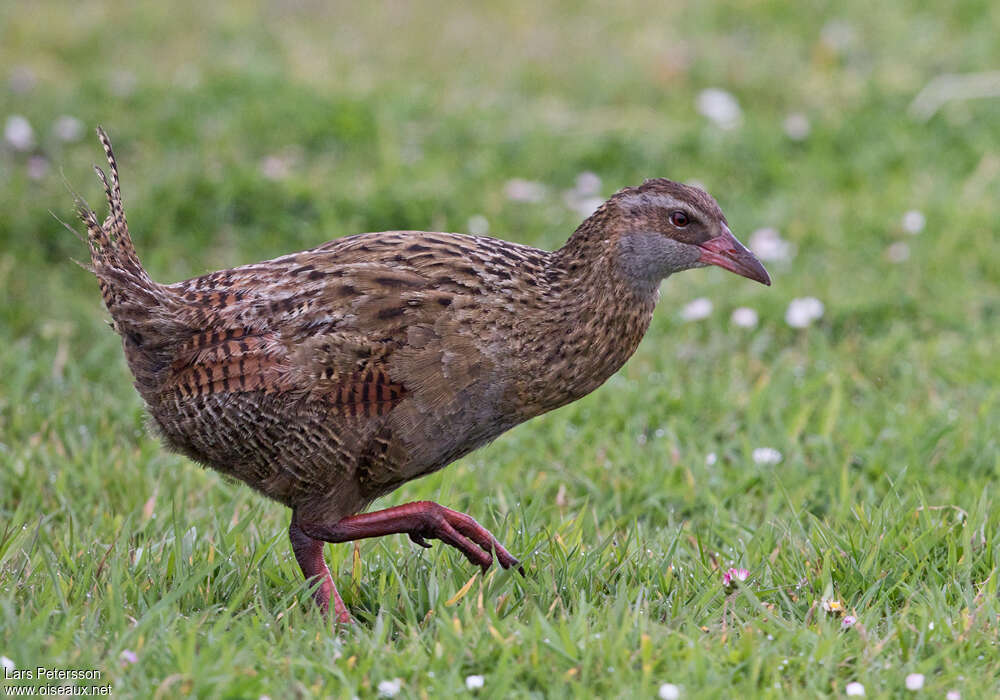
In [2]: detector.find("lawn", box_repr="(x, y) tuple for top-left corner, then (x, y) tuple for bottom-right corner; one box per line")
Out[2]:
(1, 1), (998, 697)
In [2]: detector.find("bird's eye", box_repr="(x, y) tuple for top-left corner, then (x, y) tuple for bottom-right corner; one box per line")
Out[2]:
(669, 211), (689, 228)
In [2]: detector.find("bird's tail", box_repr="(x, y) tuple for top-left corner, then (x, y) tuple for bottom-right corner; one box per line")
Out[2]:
(76, 128), (184, 397)
(76, 127), (170, 339)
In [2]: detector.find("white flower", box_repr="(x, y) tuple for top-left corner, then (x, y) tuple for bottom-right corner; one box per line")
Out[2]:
(53, 115), (84, 142)
(109, 69), (137, 97)
(377, 679), (402, 697)
(946, 691), (961, 700)
(783, 113), (811, 141)
(27, 155), (48, 180)
(680, 297), (713, 321)
(705, 452), (718, 466)
(259, 154), (293, 180)
(785, 297), (825, 328)
(173, 65), (202, 90)
(574, 171), (602, 197)
(569, 195), (605, 219)
(820, 20), (856, 53)
(752, 447), (783, 465)
(905, 673), (925, 691)
(730, 307), (759, 328)
(467, 215), (489, 235)
(821, 597), (846, 614)
(1, 656), (14, 672)
(4, 115), (35, 151)
(563, 172), (605, 218)
(9, 66), (37, 94)
(697, 88), (742, 130)
(659, 683), (681, 700)
(846, 681), (865, 696)
(504, 179), (547, 203)
(902, 210), (926, 234)
(886, 241), (910, 263)
(465, 675), (485, 690)
(748, 228), (794, 262)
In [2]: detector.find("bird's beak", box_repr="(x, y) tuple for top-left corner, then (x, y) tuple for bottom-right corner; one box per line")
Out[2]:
(697, 225), (772, 286)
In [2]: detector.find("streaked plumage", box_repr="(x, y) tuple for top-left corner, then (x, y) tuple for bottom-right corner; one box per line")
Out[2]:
(77, 128), (769, 623)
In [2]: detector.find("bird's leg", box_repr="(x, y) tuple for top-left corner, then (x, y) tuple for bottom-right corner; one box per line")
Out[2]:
(299, 501), (522, 574)
(288, 519), (351, 624)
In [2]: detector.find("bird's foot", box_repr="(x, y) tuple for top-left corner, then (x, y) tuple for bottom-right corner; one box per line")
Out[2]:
(303, 500), (523, 575)
(404, 501), (523, 574)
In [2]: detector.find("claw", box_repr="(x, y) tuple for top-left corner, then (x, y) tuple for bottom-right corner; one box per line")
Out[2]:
(409, 533), (433, 548)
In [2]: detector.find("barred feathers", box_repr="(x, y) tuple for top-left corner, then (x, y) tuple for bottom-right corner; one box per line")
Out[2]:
(78, 130), (727, 528)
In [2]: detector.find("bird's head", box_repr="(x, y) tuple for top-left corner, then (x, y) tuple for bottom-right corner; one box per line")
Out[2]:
(599, 178), (771, 293)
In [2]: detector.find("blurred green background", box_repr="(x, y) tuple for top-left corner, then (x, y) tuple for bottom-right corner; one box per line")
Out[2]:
(1, 1), (998, 698)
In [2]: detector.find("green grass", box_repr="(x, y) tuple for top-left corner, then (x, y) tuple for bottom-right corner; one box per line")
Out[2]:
(2, 1), (999, 697)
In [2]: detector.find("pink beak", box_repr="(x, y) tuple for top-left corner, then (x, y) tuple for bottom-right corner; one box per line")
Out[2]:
(698, 225), (771, 286)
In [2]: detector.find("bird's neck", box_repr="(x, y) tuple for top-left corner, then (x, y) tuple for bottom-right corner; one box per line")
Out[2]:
(512, 226), (659, 419)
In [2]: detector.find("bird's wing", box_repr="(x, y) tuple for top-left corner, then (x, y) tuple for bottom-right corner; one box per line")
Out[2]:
(158, 252), (500, 423)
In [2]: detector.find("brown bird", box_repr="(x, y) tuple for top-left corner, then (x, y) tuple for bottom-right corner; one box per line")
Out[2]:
(77, 128), (770, 623)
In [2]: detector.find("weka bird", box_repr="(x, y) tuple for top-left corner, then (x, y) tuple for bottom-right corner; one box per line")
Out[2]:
(77, 128), (769, 623)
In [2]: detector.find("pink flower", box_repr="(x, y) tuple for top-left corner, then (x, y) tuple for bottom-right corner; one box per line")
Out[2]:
(722, 567), (750, 588)
(841, 615), (857, 629)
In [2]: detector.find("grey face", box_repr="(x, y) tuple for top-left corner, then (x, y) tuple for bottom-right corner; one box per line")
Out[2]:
(611, 186), (725, 293)
(609, 181), (771, 290)
(615, 230), (705, 294)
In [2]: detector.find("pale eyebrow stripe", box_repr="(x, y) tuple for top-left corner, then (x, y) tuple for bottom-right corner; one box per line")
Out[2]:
(617, 192), (681, 213)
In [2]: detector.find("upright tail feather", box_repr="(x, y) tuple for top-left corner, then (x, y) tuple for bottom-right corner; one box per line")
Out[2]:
(77, 127), (190, 399)
(76, 127), (167, 335)
(76, 124), (193, 407)
(78, 127), (151, 287)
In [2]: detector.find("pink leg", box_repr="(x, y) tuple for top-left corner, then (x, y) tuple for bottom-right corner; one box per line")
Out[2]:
(299, 501), (522, 574)
(288, 520), (351, 624)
